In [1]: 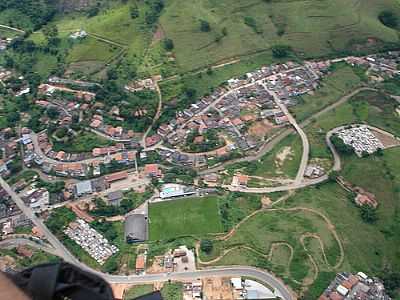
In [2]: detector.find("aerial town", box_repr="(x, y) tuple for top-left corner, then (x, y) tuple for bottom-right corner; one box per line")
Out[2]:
(1, 1), (400, 300)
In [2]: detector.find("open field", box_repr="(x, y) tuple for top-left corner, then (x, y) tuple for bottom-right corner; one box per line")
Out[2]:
(28, 2), (152, 77)
(149, 196), (224, 241)
(200, 143), (400, 294)
(228, 132), (302, 180)
(124, 285), (154, 300)
(67, 37), (120, 64)
(202, 206), (342, 287)
(160, 0), (400, 72)
(291, 64), (363, 121)
(305, 90), (400, 163)
(15, 0), (400, 81)
(203, 165), (400, 296)
(51, 132), (114, 153)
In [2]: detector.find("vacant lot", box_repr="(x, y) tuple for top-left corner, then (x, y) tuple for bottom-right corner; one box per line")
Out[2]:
(149, 196), (223, 240)
(52, 132), (113, 153)
(67, 37), (120, 64)
(204, 206), (342, 286)
(229, 132), (302, 180)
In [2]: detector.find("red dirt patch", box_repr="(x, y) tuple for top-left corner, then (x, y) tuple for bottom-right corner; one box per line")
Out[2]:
(152, 25), (165, 45)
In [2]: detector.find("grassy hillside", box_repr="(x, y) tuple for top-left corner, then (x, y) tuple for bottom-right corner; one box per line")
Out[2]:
(5, 0), (399, 79)
(160, 0), (400, 72)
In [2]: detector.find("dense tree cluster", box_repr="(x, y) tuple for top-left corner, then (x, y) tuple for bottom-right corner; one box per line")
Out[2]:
(144, 0), (164, 26)
(379, 11), (398, 29)
(331, 134), (354, 154)
(0, 0), (56, 30)
(271, 44), (292, 58)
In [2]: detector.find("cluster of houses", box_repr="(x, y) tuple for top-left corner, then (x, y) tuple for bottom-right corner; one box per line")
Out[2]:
(230, 277), (280, 299)
(319, 272), (391, 300)
(0, 127), (21, 178)
(124, 75), (161, 93)
(89, 114), (137, 141)
(0, 37), (13, 52)
(149, 61), (326, 168)
(64, 218), (119, 265)
(337, 126), (384, 157)
(21, 188), (50, 212)
(345, 51), (400, 78)
(28, 130), (138, 177)
(0, 67), (30, 97)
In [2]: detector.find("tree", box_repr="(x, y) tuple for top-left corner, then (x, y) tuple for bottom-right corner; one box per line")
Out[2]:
(381, 271), (400, 298)
(379, 11), (398, 28)
(43, 24), (58, 39)
(200, 20), (211, 32)
(376, 148), (384, 156)
(6, 111), (20, 125)
(46, 106), (60, 119)
(271, 45), (292, 58)
(163, 38), (174, 51)
(130, 6), (139, 19)
(87, 6), (100, 18)
(360, 205), (378, 224)
(328, 171), (339, 182)
(200, 239), (213, 253)
(331, 135), (353, 154)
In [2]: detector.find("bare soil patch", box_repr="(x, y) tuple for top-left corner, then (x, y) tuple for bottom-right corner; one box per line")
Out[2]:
(372, 129), (400, 148)
(248, 120), (274, 138)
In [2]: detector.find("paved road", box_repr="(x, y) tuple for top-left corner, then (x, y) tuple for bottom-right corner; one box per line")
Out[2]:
(0, 238), (58, 256)
(0, 24), (25, 33)
(267, 87), (309, 184)
(0, 177), (80, 265)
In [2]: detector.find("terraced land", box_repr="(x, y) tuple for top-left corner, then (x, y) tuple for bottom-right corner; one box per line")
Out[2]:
(18, 0), (400, 77)
(160, 0), (400, 71)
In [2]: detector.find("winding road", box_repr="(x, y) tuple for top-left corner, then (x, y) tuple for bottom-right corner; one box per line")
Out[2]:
(266, 87), (309, 184)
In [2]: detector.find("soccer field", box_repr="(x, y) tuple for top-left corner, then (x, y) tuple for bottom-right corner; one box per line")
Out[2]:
(149, 196), (223, 241)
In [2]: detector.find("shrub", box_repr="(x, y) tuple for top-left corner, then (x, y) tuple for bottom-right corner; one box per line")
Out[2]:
(271, 45), (292, 58)
(200, 20), (211, 32)
(360, 205), (378, 224)
(163, 38), (174, 51)
(200, 239), (213, 253)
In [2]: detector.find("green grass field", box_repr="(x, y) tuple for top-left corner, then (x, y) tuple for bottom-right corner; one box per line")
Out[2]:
(291, 64), (363, 121)
(160, 0), (400, 72)
(149, 196), (223, 240)
(17, 0), (400, 80)
(124, 285), (154, 300)
(0, 27), (20, 39)
(204, 173), (400, 296)
(67, 37), (120, 64)
(228, 132), (302, 181)
(51, 132), (113, 153)
(204, 205), (341, 286)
